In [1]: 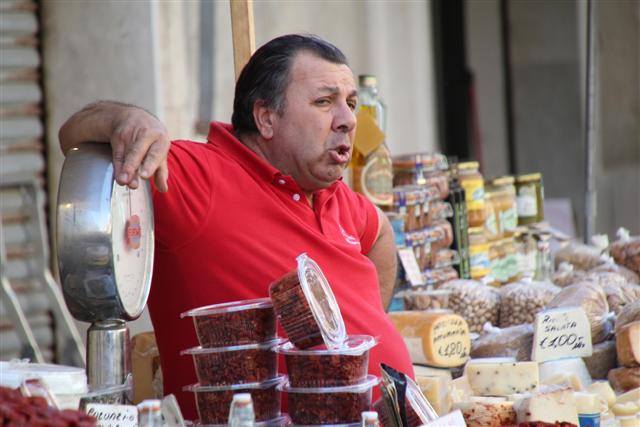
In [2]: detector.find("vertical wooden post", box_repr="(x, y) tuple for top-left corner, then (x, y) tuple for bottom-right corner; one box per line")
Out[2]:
(230, 0), (255, 81)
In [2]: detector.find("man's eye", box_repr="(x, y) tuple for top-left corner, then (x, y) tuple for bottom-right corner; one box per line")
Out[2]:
(348, 102), (357, 111)
(316, 99), (330, 106)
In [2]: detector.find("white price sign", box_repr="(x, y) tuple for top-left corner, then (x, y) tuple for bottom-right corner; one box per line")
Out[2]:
(397, 248), (425, 286)
(532, 306), (593, 362)
(85, 404), (138, 427)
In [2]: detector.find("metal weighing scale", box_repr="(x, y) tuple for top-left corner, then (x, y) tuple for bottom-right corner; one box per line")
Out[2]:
(56, 143), (155, 399)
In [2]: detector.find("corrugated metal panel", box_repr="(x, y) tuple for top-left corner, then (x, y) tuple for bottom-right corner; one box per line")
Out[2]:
(0, 0), (52, 363)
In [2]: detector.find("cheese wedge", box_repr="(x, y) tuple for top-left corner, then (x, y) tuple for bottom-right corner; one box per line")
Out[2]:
(616, 388), (640, 405)
(586, 380), (616, 408)
(453, 398), (516, 427)
(513, 385), (579, 424)
(465, 359), (539, 396)
(415, 374), (452, 416)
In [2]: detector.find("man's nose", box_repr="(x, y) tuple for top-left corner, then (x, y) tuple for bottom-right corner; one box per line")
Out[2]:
(333, 102), (357, 133)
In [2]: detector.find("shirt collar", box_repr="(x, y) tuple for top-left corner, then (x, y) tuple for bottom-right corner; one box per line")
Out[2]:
(206, 121), (342, 197)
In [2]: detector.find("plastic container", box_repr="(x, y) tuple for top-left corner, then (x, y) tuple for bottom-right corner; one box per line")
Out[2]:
(0, 361), (88, 409)
(189, 415), (291, 427)
(181, 338), (281, 386)
(276, 336), (377, 387)
(402, 289), (451, 310)
(373, 377), (437, 427)
(280, 375), (379, 424)
(181, 298), (276, 347)
(184, 375), (285, 424)
(269, 253), (346, 349)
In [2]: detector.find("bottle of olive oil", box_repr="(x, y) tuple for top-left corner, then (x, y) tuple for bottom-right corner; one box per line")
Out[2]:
(351, 75), (393, 208)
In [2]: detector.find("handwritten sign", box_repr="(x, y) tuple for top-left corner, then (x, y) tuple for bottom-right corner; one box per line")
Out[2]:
(532, 306), (593, 362)
(85, 403), (138, 427)
(423, 410), (466, 426)
(398, 248), (425, 286)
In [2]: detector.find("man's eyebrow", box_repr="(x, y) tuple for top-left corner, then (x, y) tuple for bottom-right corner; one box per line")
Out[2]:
(316, 86), (358, 98)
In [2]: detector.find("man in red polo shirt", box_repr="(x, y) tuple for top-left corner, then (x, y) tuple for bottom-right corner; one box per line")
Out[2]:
(59, 34), (413, 419)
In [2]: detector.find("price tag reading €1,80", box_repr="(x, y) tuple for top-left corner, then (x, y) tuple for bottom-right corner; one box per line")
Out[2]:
(397, 248), (425, 287)
(532, 306), (593, 362)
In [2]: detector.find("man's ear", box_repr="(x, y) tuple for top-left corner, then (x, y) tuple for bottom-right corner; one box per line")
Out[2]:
(253, 100), (277, 140)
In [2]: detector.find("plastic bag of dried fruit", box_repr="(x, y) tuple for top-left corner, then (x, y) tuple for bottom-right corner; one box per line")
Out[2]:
(554, 238), (608, 271)
(589, 259), (640, 283)
(615, 299), (640, 333)
(471, 323), (534, 361)
(545, 281), (613, 344)
(609, 227), (640, 275)
(498, 279), (561, 327)
(438, 279), (500, 334)
(552, 262), (589, 288)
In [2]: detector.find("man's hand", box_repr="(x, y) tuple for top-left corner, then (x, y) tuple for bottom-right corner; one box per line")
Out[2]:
(59, 101), (171, 192)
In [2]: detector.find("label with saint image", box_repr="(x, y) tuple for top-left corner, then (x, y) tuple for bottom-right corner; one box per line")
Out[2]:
(361, 151), (393, 206)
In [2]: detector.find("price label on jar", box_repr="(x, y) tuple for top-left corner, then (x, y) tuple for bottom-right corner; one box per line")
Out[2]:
(397, 247), (425, 286)
(85, 404), (138, 427)
(532, 307), (593, 362)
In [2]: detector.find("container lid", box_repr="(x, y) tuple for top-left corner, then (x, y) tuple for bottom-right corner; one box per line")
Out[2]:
(296, 253), (347, 349)
(279, 375), (379, 394)
(275, 335), (377, 356)
(516, 173), (542, 183)
(359, 75), (377, 87)
(189, 415), (291, 427)
(0, 361), (88, 395)
(183, 374), (286, 393)
(457, 161), (479, 170)
(180, 298), (272, 318)
(490, 176), (515, 186)
(181, 338), (283, 355)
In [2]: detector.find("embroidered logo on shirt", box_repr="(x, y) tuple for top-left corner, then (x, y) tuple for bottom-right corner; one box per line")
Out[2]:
(339, 224), (360, 246)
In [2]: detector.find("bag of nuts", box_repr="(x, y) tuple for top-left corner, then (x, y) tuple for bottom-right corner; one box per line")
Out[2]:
(545, 281), (613, 344)
(438, 279), (500, 333)
(498, 279), (561, 327)
(552, 262), (589, 288)
(471, 323), (534, 361)
(608, 227), (640, 275)
(581, 271), (640, 315)
(590, 261), (640, 284)
(554, 241), (606, 271)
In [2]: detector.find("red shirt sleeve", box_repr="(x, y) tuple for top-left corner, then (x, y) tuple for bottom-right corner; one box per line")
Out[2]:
(340, 184), (379, 255)
(151, 140), (214, 250)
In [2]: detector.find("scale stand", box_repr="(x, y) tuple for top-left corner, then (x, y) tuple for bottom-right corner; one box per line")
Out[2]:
(86, 319), (131, 395)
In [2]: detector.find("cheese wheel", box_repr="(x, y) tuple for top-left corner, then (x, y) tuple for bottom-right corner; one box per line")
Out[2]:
(616, 388), (640, 405)
(617, 321), (640, 367)
(389, 311), (471, 368)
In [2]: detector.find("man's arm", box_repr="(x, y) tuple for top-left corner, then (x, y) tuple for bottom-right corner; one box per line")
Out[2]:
(59, 101), (170, 192)
(367, 207), (398, 309)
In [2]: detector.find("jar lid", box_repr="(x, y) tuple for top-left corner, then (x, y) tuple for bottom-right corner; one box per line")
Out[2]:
(491, 176), (515, 186)
(180, 298), (272, 318)
(275, 335), (377, 356)
(0, 361), (88, 395)
(359, 75), (377, 87)
(181, 338), (283, 355)
(516, 173), (542, 183)
(296, 253), (347, 349)
(279, 374), (379, 394)
(457, 161), (479, 170)
(468, 226), (485, 235)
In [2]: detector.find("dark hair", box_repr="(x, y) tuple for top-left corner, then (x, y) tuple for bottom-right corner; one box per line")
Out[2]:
(231, 34), (349, 137)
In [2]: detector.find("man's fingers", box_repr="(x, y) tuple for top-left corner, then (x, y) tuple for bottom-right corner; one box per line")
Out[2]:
(111, 134), (128, 185)
(154, 160), (169, 193)
(140, 137), (170, 179)
(121, 127), (154, 181)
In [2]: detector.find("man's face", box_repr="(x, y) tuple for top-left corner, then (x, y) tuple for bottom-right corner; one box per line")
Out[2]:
(265, 52), (358, 193)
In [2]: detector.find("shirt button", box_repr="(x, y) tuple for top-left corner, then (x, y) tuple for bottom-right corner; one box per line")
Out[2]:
(292, 193), (301, 201)
(278, 179), (286, 185)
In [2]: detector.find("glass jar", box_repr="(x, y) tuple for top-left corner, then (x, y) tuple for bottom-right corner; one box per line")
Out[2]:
(484, 192), (501, 241)
(487, 176), (518, 236)
(468, 226), (490, 280)
(501, 237), (518, 282)
(456, 161), (486, 228)
(514, 230), (537, 279)
(488, 240), (504, 286)
(515, 173), (544, 225)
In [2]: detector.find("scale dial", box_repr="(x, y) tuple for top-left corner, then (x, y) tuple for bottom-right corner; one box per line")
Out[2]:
(111, 182), (154, 318)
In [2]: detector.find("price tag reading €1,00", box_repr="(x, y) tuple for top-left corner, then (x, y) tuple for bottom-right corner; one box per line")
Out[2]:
(532, 306), (593, 362)
(397, 248), (425, 286)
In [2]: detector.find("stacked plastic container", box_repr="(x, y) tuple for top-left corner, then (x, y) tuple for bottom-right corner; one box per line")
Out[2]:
(390, 154), (460, 309)
(180, 299), (287, 425)
(269, 253), (379, 425)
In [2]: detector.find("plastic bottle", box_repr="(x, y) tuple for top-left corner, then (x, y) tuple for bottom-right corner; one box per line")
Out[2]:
(228, 393), (255, 427)
(361, 411), (380, 427)
(138, 399), (164, 427)
(351, 74), (394, 208)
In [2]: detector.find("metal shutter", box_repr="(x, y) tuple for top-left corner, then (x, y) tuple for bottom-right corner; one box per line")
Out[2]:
(1, 0), (84, 366)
